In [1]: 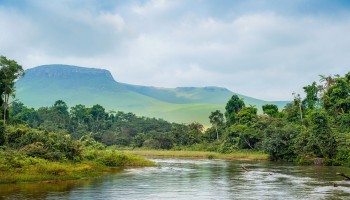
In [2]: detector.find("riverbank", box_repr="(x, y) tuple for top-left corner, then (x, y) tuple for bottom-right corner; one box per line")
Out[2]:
(121, 149), (269, 160)
(0, 150), (155, 184)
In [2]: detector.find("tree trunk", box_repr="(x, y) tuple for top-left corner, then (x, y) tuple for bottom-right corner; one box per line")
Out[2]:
(215, 126), (219, 140)
(242, 135), (254, 149)
(3, 105), (6, 125)
(3, 94), (9, 125)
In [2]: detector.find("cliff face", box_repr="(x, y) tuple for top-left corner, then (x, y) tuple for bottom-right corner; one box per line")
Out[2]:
(22, 64), (116, 82)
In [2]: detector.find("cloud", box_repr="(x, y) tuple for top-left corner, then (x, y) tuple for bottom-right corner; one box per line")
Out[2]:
(0, 0), (350, 100)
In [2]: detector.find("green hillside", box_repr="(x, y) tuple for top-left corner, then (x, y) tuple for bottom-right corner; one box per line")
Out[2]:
(122, 84), (288, 110)
(15, 64), (289, 125)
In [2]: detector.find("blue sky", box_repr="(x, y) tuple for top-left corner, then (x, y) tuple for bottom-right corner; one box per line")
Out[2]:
(1, 0), (350, 100)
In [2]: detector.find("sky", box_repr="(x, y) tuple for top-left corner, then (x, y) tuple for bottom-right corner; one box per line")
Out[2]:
(1, 0), (350, 101)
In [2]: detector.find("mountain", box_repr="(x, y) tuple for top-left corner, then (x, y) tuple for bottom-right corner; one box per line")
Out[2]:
(15, 64), (289, 125)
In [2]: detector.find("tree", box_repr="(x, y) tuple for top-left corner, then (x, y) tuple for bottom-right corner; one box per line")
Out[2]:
(322, 72), (350, 116)
(306, 111), (336, 158)
(52, 100), (69, 129)
(0, 56), (24, 124)
(90, 104), (106, 121)
(236, 106), (257, 126)
(70, 104), (91, 125)
(0, 120), (4, 145)
(302, 82), (321, 110)
(90, 104), (106, 131)
(225, 94), (245, 125)
(319, 74), (337, 92)
(209, 110), (224, 140)
(10, 101), (39, 127)
(292, 92), (303, 122)
(262, 104), (279, 117)
(184, 122), (203, 145)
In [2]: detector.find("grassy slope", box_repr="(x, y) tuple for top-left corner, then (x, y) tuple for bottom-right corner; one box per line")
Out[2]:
(15, 65), (289, 126)
(16, 79), (223, 125)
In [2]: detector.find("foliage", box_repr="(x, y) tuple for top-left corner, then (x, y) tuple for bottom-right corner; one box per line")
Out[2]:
(82, 150), (155, 167)
(263, 123), (298, 161)
(0, 56), (24, 124)
(225, 94), (245, 125)
(262, 104), (279, 117)
(209, 110), (224, 140)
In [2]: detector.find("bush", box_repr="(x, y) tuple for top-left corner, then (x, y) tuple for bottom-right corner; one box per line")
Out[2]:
(82, 150), (155, 167)
(263, 124), (298, 161)
(3, 125), (83, 161)
(20, 142), (48, 158)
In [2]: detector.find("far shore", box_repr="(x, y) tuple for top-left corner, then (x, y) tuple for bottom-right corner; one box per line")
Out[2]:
(120, 149), (269, 161)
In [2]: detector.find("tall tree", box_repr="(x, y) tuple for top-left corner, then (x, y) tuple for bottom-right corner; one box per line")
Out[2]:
(0, 56), (24, 124)
(209, 110), (224, 140)
(225, 94), (245, 125)
(292, 92), (303, 122)
(319, 74), (337, 92)
(52, 100), (69, 128)
(302, 82), (321, 110)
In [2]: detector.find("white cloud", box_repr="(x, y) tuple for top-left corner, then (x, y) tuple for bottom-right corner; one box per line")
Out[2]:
(1, 0), (350, 100)
(98, 13), (125, 32)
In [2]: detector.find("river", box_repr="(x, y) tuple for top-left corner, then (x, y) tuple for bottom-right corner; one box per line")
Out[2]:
(1, 158), (350, 199)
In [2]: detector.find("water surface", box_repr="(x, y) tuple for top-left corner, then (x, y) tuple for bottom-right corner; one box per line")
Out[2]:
(1, 158), (350, 199)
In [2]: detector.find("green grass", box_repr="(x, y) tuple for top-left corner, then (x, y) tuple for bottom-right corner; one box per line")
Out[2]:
(121, 149), (268, 160)
(0, 159), (106, 184)
(0, 150), (155, 184)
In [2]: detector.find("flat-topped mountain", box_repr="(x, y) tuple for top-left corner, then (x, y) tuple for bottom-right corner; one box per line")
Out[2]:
(15, 64), (289, 125)
(23, 64), (114, 80)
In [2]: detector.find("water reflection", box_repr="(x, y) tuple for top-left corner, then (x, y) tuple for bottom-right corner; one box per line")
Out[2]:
(0, 179), (94, 199)
(1, 159), (350, 199)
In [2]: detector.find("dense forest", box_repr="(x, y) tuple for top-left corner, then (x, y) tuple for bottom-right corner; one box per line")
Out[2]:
(1, 55), (350, 167)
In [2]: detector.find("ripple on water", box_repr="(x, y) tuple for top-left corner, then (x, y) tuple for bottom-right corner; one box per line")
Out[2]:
(150, 158), (218, 165)
(125, 166), (194, 176)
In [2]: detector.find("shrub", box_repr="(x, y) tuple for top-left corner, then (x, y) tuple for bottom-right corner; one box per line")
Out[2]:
(20, 142), (48, 158)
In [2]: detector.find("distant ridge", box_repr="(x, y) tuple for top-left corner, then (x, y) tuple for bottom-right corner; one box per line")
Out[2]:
(16, 64), (289, 125)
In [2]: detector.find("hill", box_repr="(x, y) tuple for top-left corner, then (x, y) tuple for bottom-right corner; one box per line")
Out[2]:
(15, 64), (289, 125)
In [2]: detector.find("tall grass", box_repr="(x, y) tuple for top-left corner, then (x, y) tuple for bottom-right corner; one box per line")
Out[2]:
(121, 149), (268, 160)
(0, 149), (155, 184)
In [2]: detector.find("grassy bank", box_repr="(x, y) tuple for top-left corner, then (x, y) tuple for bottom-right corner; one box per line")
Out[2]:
(121, 149), (268, 160)
(0, 150), (155, 184)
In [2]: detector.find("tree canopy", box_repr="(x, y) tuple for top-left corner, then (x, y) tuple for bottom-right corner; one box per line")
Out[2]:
(0, 56), (24, 124)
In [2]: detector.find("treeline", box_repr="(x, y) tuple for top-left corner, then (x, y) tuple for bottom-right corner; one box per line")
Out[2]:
(7, 101), (208, 150)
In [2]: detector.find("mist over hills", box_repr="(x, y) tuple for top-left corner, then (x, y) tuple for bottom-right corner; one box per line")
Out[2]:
(15, 64), (289, 125)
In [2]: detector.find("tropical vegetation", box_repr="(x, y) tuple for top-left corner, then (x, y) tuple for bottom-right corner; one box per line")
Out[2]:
(1, 55), (349, 184)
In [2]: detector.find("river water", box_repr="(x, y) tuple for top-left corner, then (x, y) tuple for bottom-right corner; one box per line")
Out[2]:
(1, 158), (350, 199)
